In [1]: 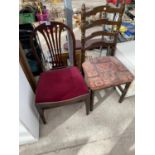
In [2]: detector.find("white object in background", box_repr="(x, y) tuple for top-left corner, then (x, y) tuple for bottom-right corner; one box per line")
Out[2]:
(115, 41), (135, 97)
(19, 65), (39, 145)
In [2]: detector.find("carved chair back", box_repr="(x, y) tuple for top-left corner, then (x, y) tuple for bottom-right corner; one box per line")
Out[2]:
(30, 21), (76, 72)
(81, 2), (125, 63)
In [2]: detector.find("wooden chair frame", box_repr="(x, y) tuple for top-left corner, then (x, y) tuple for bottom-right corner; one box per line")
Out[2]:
(36, 94), (90, 124)
(30, 21), (90, 124)
(90, 82), (132, 111)
(80, 2), (125, 64)
(80, 3), (134, 111)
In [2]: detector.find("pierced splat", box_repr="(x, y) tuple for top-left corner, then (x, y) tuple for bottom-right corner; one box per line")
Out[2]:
(30, 21), (76, 71)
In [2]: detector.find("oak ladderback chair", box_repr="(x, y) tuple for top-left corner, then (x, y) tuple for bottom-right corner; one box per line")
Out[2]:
(80, 3), (134, 111)
(81, 2), (125, 63)
(30, 21), (90, 124)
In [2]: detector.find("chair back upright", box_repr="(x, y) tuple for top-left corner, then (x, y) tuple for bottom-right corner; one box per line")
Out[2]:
(81, 1), (125, 63)
(30, 21), (76, 72)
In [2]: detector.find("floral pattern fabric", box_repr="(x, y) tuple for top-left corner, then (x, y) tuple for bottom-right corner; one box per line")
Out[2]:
(82, 56), (134, 90)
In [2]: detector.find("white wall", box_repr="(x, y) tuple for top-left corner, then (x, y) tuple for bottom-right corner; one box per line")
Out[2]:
(115, 41), (135, 97)
(19, 121), (36, 145)
(19, 64), (39, 145)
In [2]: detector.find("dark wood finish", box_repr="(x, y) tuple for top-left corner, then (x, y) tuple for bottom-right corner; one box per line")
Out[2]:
(85, 94), (90, 115)
(36, 94), (90, 124)
(85, 31), (117, 41)
(19, 42), (36, 93)
(81, 4), (87, 64)
(117, 85), (124, 93)
(82, 56), (133, 108)
(90, 90), (94, 111)
(88, 82), (132, 111)
(85, 41), (115, 50)
(36, 106), (46, 124)
(85, 19), (122, 29)
(89, 81), (132, 111)
(85, 4), (125, 17)
(56, 51), (82, 70)
(30, 21), (90, 124)
(30, 21), (76, 70)
(119, 82), (131, 103)
(80, 3), (125, 63)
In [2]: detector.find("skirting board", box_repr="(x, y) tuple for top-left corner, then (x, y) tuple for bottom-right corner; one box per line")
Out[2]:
(19, 121), (38, 146)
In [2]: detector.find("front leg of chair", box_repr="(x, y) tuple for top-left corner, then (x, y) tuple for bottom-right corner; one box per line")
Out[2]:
(81, 67), (85, 76)
(85, 94), (90, 115)
(106, 46), (111, 56)
(36, 105), (46, 124)
(119, 82), (131, 103)
(90, 90), (94, 111)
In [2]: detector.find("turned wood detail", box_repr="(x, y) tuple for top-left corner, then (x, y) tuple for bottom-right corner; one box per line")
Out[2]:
(80, 2), (125, 59)
(81, 3), (86, 65)
(30, 21), (76, 70)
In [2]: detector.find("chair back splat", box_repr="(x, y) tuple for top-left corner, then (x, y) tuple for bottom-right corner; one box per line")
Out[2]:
(81, 1), (125, 63)
(30, 21), (76, 72)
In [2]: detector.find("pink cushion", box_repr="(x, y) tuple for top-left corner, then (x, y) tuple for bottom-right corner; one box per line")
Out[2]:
(82, 56), (134, 90)
(35, 67), (88, 104)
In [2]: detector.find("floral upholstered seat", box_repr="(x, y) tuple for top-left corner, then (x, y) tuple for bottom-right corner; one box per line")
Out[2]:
(82, 56), (134, 90)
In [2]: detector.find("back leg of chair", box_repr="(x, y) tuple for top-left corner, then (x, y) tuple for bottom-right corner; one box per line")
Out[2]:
(111, 46), (116, 56)
(119, 82), (131, 103)
(106, 46), (111, 56)
(36, 105), (46, 124)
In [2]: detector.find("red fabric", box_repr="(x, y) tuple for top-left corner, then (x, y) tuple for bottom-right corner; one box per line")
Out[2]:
(107, 0), (132, 4)
(35, 67), (88, 104)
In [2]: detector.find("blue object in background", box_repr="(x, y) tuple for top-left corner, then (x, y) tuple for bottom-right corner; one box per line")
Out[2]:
(122, 22), (135, 37)
(125, 29), (135, 36)
(122, 22), (135, 29)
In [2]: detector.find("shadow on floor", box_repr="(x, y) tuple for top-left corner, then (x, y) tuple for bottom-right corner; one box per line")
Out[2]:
(107, 118), (135, 155)
(20, 89), (134, 155)
(38, 118), (135, 155)
(93, 88), (115, 110)
(40, 102), (84, 137)
(37, 137), (90, 155)
(40, 88), (116, 138)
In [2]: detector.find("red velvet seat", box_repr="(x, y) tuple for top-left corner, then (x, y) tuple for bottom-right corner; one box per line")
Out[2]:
(36, 67), (88, 103)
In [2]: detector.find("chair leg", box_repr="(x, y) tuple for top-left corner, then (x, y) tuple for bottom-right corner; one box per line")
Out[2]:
(119, 82), (131, 103)
(106, 46), (111, 56)
(111, 46), (116, 56)
(90, 90), (94, 111)
(85, 95), (90, 115)
(36, 106), (46, 124)
(81, 67), (84, 76)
